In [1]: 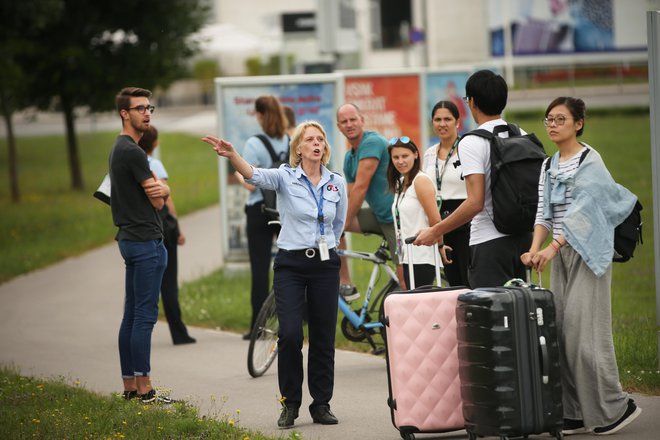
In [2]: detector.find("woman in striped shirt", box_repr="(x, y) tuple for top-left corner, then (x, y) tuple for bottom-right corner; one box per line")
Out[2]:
(521, 97), (641, 436)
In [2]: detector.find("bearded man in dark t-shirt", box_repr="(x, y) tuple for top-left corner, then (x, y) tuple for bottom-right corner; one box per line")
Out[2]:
(110, 87), (172, 404)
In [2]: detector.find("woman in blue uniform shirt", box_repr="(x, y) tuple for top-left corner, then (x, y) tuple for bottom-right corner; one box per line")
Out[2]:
(203, 120), (347, 429)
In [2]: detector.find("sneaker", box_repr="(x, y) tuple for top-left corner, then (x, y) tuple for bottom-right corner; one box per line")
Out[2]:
(563, 418), (588, 435)
(593, 398), (642, 435)
(121, 390), (138, 400)
(339, 284), (360, 302)
(277, 405), (298, 429)
(139, 389), (176, 405)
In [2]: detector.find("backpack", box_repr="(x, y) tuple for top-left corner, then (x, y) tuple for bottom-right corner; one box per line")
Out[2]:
(255, 134), (289, 220)
(544, 148), (643, 262)
(462, 123), (547, 235)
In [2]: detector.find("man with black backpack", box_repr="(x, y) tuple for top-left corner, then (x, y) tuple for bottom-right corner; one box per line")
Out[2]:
(415, 70), (537, 288)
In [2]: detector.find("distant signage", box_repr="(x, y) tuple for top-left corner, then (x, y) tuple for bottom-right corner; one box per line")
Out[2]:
(344, 75), (421, 142)
(282, 12), (316, 33)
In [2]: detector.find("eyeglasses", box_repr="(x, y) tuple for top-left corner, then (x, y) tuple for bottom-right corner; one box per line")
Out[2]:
(128, 104), (155, 114)
(462, 96), (470, 105)
(389, 136), (411, 145)
(543, 115), (571, 126)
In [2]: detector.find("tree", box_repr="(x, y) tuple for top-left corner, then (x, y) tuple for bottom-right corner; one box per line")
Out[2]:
(25, 0), (210, 190)
(0, 0), (64, 203)
(193, 59), (221, 105)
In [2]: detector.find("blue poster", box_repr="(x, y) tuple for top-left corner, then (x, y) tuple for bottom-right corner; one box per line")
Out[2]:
(216, 76), (341, 257)
(489, 0), (615, 56)
(424, 72), (473, 147)
(221, 82), (338, 166)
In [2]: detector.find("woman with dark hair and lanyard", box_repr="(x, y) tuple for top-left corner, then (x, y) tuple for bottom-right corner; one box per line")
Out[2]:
(240, 95), (290, 339)
(422, 100), (470, 287)
(203, 120), (347, 429)
(387, 136), (441, 288)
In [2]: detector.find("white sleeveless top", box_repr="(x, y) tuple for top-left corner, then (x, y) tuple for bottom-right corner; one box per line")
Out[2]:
(423, 143), (467, 201)
(391, 172), (442, 266)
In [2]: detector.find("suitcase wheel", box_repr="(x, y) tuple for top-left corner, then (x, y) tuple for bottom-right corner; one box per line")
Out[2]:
(400, 432), (415, 440)
(467, 433), (477, 440)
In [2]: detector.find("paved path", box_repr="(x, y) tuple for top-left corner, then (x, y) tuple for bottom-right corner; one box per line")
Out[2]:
(1, 205), (659, 440)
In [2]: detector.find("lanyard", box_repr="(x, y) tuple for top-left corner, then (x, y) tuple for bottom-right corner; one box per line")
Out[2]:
(302, 175), (325, 236)
(393, 177), (410, 258)
(394, 178), (408, 232)
(434, 138), (459, 204)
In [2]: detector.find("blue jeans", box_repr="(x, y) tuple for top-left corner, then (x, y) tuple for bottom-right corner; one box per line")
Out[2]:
(117, 239), (167, 378)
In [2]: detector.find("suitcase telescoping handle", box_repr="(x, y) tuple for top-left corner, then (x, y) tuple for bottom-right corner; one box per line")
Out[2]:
(404, 236), (442, 290)
(526, 268), (542, 288)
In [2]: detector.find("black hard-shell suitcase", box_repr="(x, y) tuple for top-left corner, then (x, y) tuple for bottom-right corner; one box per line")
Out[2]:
(456, 282), (564, 440)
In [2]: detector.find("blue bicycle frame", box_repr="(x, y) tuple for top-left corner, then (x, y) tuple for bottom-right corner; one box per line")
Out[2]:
(336, 247), (399, 352)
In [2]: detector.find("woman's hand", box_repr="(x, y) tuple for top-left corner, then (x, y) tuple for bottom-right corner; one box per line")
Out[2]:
(202, 136), (236, 158)
(440, 244), (453, 265)
(520, 251), (535, 267)
(530, 246), (557, 272)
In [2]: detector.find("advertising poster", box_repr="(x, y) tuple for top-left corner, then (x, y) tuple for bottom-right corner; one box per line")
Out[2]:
(215, 74), (343, 261)
(344, 74), (421, 145)
(424, 71), (473, 147)
(489, 0), (648, 56)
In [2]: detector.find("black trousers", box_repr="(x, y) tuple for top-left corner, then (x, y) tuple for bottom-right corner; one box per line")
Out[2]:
(468, 232), (532, 288)
(245, 203), (279, 329)
(440, 199), (471, 287)
(161, 223), (192, 344)
(273, 249), (340, 411)
(403, 264), (436, 288)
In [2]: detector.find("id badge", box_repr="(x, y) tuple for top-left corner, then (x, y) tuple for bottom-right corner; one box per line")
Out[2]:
(318, 236), (330, 261)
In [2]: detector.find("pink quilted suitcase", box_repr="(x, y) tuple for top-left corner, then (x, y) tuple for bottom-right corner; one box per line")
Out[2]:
(383, 241), (467, 439)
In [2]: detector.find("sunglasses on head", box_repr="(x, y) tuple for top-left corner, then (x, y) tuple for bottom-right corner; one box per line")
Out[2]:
(388, 136), (411, 145)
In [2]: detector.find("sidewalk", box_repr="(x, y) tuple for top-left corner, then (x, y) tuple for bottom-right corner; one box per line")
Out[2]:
(1, 205), (658, 439)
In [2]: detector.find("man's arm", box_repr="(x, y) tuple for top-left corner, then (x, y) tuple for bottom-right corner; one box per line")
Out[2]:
(414, 173), (484, 245)
(142, 171), (170, 210)
(345, 157), (379, 226)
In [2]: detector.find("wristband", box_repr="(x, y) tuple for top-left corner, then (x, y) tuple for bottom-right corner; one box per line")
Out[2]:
(549, 241), (560, 253)
(553, 238), (563, 248)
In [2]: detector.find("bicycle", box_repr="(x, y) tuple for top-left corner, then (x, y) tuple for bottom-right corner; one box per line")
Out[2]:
(247, 237), (400, 378)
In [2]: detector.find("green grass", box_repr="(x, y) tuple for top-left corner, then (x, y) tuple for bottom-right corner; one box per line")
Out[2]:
(0, 366), (298, 440)
(0, 131), (219, 283)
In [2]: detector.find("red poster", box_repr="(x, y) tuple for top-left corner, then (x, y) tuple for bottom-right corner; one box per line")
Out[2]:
(345, 75), (421, 146)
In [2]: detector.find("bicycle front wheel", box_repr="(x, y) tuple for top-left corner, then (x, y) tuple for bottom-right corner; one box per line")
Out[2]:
(247, 290), (279, 378)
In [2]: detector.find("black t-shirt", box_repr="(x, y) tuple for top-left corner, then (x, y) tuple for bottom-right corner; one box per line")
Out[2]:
(109, 135), (163, 241)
